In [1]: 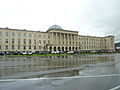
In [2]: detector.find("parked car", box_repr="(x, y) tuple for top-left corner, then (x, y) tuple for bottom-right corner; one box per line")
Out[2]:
(67, 51), (74, 54)
(22, 51), (27, 55)
(90, 50), (97, 53)
(27, 51), (33, 55)
(51, 51), (57, 54)
(51, 51), (61, 54)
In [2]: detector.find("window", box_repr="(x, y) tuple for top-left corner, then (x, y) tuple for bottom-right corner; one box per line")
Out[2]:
(5, 32), (8, 37)
(48, 35), (50, 38)
(72, 35), (74, 40)
(29, 39), (31, 44)
(48, 40), (50, 44)
(66, 41), (68, 44)
(44, 35), (46, 38)
(18, 39), (20, 44)
(39, 34), (41, 38)
(18, 33), (21, 38)
(18, 45), (20, 50)
(23, 46), (26, 50)
(5, 46), (8, 50)
(44, 40), (46, 44)
(11, 32), (15, 37)
(34, 39), (36, 44)
(12, 38), (14, 43)
(0, 39), (2, 44)
(44, 46), (46, 49)
(12, 45), (14, 49)
(29, 46), (31, 49)
(0, 32), (2, 36)
(34, 34), (36, 38)
(76, 37), (77, 40)
(34, 46), (36, 49)
(39, 40), (41, 44)
(5, 39), (8, 43)
(29, 34), (31, 38)
(24, 33), (26, 38)
(69, 36), (71, 40)
(39, 46), (41, 49)
(23, 39), (26, 44)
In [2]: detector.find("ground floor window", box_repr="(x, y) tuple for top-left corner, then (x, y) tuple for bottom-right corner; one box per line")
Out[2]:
(12, 45), (14, 50)
(5, 45), (8, 50)
(23, 46), (26, 50)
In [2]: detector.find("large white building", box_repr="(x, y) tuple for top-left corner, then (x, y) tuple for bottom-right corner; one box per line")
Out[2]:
(0, 25), (115, 53)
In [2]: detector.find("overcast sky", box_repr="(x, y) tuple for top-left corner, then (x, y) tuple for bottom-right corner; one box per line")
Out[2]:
(0, 0), (120, 42)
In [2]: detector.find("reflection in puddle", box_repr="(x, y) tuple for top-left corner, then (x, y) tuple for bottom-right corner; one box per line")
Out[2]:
(0, 54), (116, 79)
(41, 70), (80, 78)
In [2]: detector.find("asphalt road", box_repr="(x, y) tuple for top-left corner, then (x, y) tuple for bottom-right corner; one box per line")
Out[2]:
(1, 54), (120, 90)
(0, 74), (120, 90)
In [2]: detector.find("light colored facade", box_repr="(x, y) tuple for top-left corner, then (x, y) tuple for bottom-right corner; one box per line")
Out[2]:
(0, 25), (115, 52)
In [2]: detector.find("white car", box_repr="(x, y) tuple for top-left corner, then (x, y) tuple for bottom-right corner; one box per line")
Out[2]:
(22, 51), (27, 55)
(51, 51), (60, 54)
(67, 51), (74, 54)
(28, 51), (33, 55)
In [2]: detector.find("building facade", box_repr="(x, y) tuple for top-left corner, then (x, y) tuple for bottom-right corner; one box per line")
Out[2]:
(0, 25), (115, 53)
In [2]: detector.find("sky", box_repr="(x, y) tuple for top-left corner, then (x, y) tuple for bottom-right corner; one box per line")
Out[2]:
(0, 0), (120, 42)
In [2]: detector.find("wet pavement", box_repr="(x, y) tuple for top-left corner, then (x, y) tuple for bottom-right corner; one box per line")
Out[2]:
(0, 54), (120, 90)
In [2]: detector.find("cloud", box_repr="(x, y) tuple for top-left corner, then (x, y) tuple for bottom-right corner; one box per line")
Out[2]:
(0, 0), (120, 42)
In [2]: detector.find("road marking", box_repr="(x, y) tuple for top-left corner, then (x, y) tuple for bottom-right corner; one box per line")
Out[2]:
(109, 85), (120, 90)
(1, 73), (120, 82)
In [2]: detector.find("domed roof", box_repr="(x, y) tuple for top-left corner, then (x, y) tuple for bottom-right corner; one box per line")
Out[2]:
(48, 25), (63, 30)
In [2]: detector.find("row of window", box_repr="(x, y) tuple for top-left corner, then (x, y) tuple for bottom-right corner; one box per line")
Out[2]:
(0, 45), (45, 50)
(54, 36), (104, 42)
(0, 38), (50, 44)
(59, 41), (102, 46)
(61, 41), (81, 45)
(0, 45), (110, 51)
(79, 37), (103, 42)
(82, 46), (103, 49)
(54, 35), (78, 40)
(0, 32), (49, 38)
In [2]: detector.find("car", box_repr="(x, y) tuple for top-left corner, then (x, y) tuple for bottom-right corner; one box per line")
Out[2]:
(22, 51), (27, 55)
(67, 51), (74, 54)
(91, 50), (97, 53)
(27, 51), (33, 55)
(51, 51), (57, 54)
(51, 51), (60, 54)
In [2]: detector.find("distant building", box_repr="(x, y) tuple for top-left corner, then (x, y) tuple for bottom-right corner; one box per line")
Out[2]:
(0, 25), (115, 53)
(115, 42), (120, 51)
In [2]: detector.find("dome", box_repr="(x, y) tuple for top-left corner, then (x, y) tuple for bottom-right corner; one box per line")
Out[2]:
(48, 25), (63, 30)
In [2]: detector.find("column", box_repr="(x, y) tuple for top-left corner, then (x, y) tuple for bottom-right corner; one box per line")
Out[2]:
(64, 33), (65, 45)
(60, 33), (61, 45)
(51, 32), (54, 44)
(67, 34), (69, 41)
(56, 33), (58, 45)
(56, 32), (57, 39)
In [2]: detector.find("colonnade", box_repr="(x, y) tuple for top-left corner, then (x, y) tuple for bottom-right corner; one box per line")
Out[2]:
(48, 32), (80, 52)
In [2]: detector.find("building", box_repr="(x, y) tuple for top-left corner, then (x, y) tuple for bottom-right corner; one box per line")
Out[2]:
(0, 25), (115, 54)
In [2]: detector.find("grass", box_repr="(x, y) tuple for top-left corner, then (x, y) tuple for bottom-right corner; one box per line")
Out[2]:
(6, 53), (71, 57)
(4, 51), (120, 57)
